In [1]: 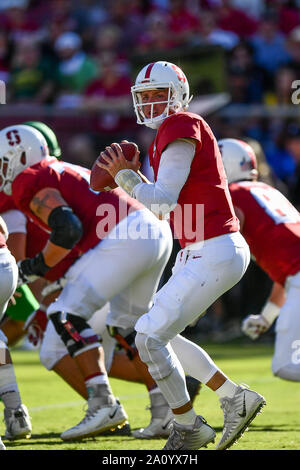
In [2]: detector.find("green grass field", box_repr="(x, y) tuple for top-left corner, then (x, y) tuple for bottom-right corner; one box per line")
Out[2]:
(2, 342), (300, 451)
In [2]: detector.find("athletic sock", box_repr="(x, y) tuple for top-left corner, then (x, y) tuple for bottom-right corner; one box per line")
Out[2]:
(0, 364), (22, 410)
(85, 372), (109, 387)
(174, 408), (197, 426)
(214, 379), (238, 399)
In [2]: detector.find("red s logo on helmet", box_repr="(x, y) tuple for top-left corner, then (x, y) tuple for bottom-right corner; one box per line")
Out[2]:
(6, 129), (21, 146)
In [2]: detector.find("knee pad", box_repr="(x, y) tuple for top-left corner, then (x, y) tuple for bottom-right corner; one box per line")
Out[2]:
(135, 332), (176, 381)
(107, 325), (137, 360)
(49, 312), (101, 358)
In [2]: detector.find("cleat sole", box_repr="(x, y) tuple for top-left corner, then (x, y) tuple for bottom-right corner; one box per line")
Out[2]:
(61, 418), (128, 441)
(218, 400), (266, 451)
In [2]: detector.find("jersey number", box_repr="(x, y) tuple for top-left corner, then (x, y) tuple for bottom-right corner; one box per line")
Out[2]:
(250, 186), (300, 224)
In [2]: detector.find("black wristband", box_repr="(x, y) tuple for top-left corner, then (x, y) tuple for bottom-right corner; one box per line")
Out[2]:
(20, 252), (50, 277)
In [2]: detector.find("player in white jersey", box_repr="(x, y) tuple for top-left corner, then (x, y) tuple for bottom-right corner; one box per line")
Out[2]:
(0, 215), (32, 450)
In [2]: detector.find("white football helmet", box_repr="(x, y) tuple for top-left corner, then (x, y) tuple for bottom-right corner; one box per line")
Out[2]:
(131, 61), (191, 129)
(0, 124), (49, 195)
(218, 138), (258, 184)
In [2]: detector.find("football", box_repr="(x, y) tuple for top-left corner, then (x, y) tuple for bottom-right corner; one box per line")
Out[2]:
(90, 142), (138, 191)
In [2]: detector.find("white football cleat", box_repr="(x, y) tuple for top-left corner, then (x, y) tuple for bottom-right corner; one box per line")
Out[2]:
(163, 415), (216, 450)
(132, 391), (172, 439)
(4, 404), (32, 440)
(61, 399), (128, 441)
(216, 384), (266, 450)
(133, 378), (201, 439)
(0, 437), (6, 450)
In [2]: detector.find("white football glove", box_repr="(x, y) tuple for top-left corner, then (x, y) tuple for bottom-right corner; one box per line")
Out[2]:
(241, 314), (271, 340)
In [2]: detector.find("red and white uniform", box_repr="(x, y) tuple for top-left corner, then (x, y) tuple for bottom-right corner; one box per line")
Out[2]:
(12, 158), (144, 255)
(134, 113), (250, 405)
(0, 192), (81, 282)
(148, 112), (239, 247)
(229, 181), (300, 286)
(230, 180), (300, 379)
(9, 157), (172, 335)
(0, 209), (18, 319)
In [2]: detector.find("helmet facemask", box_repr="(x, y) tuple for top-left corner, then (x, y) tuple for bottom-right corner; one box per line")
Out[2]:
(0, 145), (28, 195)
(132, 83), (181, 129)
(131, 62), (191, 129)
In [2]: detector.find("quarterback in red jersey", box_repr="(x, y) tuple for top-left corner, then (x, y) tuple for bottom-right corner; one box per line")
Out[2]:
(97, 60), (265, 450)
(220, 138), (300, 382)
(0, 124), (173, 441)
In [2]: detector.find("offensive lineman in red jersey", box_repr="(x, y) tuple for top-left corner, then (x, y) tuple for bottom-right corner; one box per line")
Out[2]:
(0, 124), (173, 441)
(219, 138), (300, 382)
(97, 60), (266, 450)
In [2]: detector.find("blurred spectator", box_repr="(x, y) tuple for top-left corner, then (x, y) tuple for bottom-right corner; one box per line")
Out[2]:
(214, 0), (259, 38)
(265, 121), (299, 186)
(81, 51), (135, 148)
(105, 0), (146, 54)
(230, 0), (265, 19)
(286, 26), (300, 75)
(92, 24), (129, 74)
(190, 9), (239, 50)
(0, 29), (12, 84)
(250, 14), (291, 75)
(166, 0), (200, 47)
(0, 1), (41, 43)
(54, 31), (98, 108)
(283, 122), (300, 207)
(226, 41), (264, 102)
(278, 0), (300, 35)
(72, 0), (109, 33)
(64, 132), (97, 169)
(135, 11), (177, 53)
(8, 38), (55, 103)
(263, 65), (298, 105)
(47, 0), (78, 32)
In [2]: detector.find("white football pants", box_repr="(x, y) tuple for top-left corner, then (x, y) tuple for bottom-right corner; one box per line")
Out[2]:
(272, 270), (300, 381)
(135, 231), (250, 409)
(43, 209), (172, 369)
(0, 247), (18, 321)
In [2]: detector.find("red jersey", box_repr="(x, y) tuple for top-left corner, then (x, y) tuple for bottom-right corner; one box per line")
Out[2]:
(149, 112), (239, 248)
(0, 191), (81, 281)
(229, 181), (300, 285)
(12, 158), (144, 256)
(25, 219), (81, 282)
(0, 192), (16, 213)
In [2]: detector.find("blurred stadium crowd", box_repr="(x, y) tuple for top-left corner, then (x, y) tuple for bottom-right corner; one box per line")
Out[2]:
(1, 0), (300, 338)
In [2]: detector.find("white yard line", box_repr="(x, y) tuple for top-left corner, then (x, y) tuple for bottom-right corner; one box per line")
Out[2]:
(29, 393), (147, 412)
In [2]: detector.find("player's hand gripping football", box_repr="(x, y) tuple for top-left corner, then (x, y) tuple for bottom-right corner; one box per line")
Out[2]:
(241, 314), (271, 340)
(97, 141), (141, 178)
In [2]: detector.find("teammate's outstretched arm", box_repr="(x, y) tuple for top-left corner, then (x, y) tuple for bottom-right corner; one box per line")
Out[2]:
(18, 187), (83, 285)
